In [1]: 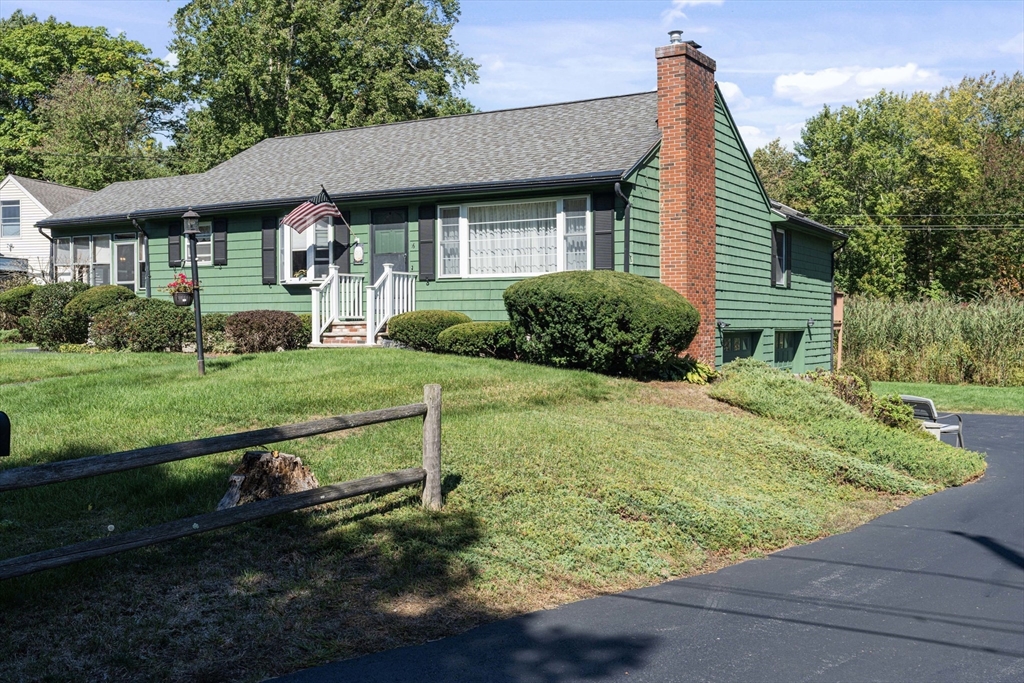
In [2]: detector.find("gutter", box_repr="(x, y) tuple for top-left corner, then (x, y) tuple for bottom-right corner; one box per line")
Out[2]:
(129, 215), (151, 298)
(38, 171), (627, 229)
(36, 225), (54, 281)
(770, 207), (847, 242)
(614, 182), (631, 273)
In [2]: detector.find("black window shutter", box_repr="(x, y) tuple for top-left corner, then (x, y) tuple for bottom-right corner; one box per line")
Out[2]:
(168, 220), (182, 267)
(593, 192), (615, 270)
(212, 217), (228, 266)
(261, 216), (277, 285)
(784, 230), (792, 288)
(333, 211), (351, 274)
(418, 204), (436, 282)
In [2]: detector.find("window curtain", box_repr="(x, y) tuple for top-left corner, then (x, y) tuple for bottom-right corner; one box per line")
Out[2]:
(468, 201), (556, 275)
(440, 208), (460, 275)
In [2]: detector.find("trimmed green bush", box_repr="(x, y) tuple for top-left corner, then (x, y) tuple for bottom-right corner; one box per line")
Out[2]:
(64, 285), (136, 320)
(503, 271), (700, 378)
(92, 298), (192, 352)
(387, 310), (471, 351)
(225, 310), (306, 353)
(202, 312), (229, 333)
(0, 284), (39, 330)
(0, 328), (22, 343)
(437, 322), (516, 358)
(28, 282), (89, 350)
(17, 316), (34, 341)
(297, 313), (312, 346)
(872, 394), (918, 431)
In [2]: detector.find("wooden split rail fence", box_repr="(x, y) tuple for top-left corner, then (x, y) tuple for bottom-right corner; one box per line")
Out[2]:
(0, 385), (442, 581)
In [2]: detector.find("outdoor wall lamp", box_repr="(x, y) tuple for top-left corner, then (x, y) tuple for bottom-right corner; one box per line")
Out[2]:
(351, 237), (364, 265)
(716, 320), (731, 329)
(807, 319), (816, 327)
(182, 207), (205, 376)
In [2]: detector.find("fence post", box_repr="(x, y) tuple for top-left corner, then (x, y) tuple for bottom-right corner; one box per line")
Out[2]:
(0, 411), (9, 458)
(421, 384), (442, 510)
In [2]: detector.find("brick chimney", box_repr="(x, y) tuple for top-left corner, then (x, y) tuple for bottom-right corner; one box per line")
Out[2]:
(656, 32), (717, 364)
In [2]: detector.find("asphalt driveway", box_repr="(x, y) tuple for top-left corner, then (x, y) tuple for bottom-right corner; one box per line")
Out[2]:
(278, 414), (1024, 682)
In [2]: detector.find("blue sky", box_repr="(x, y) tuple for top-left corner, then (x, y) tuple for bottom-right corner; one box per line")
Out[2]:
(3, 0), (1022, 151)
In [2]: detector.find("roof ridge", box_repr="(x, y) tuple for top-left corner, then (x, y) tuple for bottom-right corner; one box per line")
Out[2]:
(234, 90), (658, 146)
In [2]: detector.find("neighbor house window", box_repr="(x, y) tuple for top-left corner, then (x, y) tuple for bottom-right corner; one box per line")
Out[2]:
(772, 227), (790, 287)
(54, 234), (137, 289)
(775, 330), (801, 367)
(183, 220), (213, 266)
(1, 201), (19, 237)
(438, 196), (590, 277)
(281, 217), (334, 283)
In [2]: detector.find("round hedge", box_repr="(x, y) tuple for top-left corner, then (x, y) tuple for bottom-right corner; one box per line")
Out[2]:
(28, 282), (90, 350)
(503, 271), (700, 378)
(224, 310), (306, 353)
(437, 322), (516, 358)
(92, 298), (192, 352)
(0, 284), (39, 322)
(387, 310), (471, 351)
(64, 285), (136, 319)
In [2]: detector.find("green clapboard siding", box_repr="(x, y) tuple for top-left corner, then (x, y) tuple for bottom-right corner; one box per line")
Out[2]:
(623, 149), (660, 280)
(714, 86), (835, 371)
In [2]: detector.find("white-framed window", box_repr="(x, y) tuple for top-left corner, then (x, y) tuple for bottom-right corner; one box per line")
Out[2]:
(437, 196), (591, 278)
(772, 227), (789, 287)
(54, 234), (138, 290)
(281, 217), (334, 283)
(1, 200), (19, 237)
(182, 220), (213, 266)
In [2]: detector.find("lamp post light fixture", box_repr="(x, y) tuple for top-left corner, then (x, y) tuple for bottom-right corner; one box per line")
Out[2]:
(182, 208), (205, 376)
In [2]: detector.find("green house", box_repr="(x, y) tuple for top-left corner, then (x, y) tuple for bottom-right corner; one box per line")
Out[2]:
(37, 36), (843, 371)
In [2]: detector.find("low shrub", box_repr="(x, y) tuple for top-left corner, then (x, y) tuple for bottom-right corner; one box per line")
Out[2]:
(872, 394), (919, 431)
(663, 355), (718, 384)
(387, 310), (471, 351)
(805, 369), (874, 413)
(28, 282), (89, 350)
(225, 310), (306, 353)
(503, 271), (700, 378)
(437, 322), (516, 358)
(92, 298), (192, 352)
(202, 312), (230, 333)
(203, 329), (237, 354)
(297, 313), (312, 346)
(17, 316), (34, 341)
(0, 284), (38, 330)
(839, 364), (872, 391)
(58, 343), (113, 354)
(64, 285), (136, 320)
(0, 328), (22, 343)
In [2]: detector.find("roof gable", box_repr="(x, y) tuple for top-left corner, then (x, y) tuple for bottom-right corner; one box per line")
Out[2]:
(5, 175), (92, 214)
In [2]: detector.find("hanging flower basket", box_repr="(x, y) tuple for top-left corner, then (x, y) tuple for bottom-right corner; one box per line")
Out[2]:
(173, 291), (194, 307)
(165, 274), (199, 306)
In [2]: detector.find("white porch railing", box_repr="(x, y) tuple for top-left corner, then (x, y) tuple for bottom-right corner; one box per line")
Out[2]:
(310, 269), (365, 345)
(365, 264), (416, 345)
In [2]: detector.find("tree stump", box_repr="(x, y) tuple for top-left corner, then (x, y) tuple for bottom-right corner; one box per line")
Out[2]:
(216, 450), (319, 510)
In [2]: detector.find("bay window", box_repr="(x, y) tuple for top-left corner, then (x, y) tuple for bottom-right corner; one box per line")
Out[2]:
(281, 218), (334, 283)
(438, 196), (591, 278)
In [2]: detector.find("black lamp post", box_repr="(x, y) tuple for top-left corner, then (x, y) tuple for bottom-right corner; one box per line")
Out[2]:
(182, 208), (205, 376)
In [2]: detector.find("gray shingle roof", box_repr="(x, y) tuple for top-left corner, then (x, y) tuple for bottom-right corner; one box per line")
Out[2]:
(11, 175), (93, 214)
(42, 92), (661, 226)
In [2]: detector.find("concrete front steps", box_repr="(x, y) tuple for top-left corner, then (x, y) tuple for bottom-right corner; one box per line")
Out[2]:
(310, 320), (384, 347)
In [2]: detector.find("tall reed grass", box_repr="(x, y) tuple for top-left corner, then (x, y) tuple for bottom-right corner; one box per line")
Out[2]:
(842, 295), (1024, 386)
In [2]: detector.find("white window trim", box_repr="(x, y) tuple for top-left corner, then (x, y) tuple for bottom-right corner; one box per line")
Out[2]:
(280, 217), (335, 285)
(1, 200), (20, 238)
(53, 234), (139, 290)
(181, 220), (213, 267)
(436, 195), (592, 279)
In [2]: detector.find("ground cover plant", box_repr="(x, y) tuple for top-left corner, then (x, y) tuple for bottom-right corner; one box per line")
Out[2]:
(842, 295), (1024, 386)
(873, 381), (1024, 416)
(0, 349), (984, 681)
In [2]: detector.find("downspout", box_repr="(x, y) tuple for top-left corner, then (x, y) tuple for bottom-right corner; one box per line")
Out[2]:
(830, 244), (845, 371)
(614, 182), (631, 273)
(37, 226), (55, 282)
(129, 214), (151, 298)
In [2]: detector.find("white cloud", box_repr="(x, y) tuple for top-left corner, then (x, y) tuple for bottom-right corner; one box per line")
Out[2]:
(661, 0), (724, 26)
(717, 81), (750, 110)
(773, 63), (941, 106)
(163, 51), (178, 68)
(999, 32), (1024, 56)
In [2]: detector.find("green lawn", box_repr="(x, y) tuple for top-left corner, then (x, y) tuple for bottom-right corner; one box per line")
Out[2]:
(0, 349), (984, 682)
(874, 381), (1024, 415)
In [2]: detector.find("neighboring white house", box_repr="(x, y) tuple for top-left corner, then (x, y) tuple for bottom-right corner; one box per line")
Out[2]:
(0, 174), (93, 282)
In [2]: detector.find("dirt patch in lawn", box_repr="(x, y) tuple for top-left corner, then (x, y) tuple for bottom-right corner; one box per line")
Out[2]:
(639, 381), (750, 416)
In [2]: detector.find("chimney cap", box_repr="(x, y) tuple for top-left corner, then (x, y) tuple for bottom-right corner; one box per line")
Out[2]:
(668, 29), (683, 44)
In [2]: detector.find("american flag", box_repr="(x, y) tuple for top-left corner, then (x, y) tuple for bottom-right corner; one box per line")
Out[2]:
(283, 186), (345, 233)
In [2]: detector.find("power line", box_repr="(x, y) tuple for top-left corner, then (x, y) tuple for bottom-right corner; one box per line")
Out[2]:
(0, 148), (170, 161)
(831, 225), (1023, 231)
(810, 213), (1024, 218)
